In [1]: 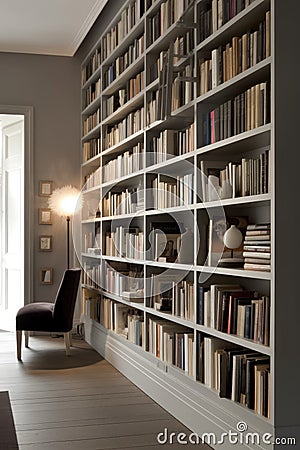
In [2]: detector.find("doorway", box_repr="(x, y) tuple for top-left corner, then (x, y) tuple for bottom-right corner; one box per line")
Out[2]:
(0, 107), (33, 331)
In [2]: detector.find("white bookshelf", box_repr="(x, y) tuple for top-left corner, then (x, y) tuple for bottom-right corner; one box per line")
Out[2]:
(79, 0), (300, 447)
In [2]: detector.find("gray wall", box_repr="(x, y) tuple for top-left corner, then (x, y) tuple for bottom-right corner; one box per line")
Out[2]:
(0, 52), (81, 302)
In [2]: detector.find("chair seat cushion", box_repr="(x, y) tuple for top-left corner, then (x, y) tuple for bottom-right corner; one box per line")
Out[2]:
(16, 302), (56, 332)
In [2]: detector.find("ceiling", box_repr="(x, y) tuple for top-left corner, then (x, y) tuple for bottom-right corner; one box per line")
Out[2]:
(0, 0), (108, 57)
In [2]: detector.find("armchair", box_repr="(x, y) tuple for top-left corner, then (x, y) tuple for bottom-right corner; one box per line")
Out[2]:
(16, 269), (81, 360)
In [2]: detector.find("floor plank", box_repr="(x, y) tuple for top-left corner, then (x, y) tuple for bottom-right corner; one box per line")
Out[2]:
(0, 332), (210, 449)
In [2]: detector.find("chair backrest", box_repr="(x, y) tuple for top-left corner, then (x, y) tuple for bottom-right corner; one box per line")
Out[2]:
(52, 269), (81, 332)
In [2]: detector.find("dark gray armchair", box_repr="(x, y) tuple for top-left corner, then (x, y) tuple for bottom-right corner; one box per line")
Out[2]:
(16, 269), (81, 360)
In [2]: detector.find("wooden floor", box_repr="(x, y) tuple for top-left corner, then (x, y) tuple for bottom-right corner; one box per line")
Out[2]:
(0, 331), (209, 450)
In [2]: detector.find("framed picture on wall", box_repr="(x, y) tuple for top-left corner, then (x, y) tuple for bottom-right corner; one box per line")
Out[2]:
(39, 208), (52, 225)
(39, 180), (53, 197)
(39, 235), (52, 251)
(40, 268), (53, 285)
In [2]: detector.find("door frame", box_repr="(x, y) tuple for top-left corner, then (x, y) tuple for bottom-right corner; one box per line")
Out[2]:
(0, 105), (34, 307)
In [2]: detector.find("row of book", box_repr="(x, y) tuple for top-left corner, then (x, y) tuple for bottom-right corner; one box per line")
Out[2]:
(149, 317), (194, 376)
(103, 35), (144, 88)
(199, 150), (270, 202)
(104, 106), (145, 149)
(83, 108), (100, 136)
(104, 265), (144, 298)
(199, 12), (271, 95)
(199, 0), (256, 42)
(103, 143), (143, 183)
(104, 71), (145, 118)
(82, 262), (101, 290)
(102, 0), (145, 62)
(203, 82), (269, 145)
(83, 77), (101, 110)
(102, 186), (144, 217)
(83, 167), (101, 191)
(105, 227), (144, 260)
(149, 0), (191, 44)
(82, 48), (101, 86)
(151, 278), (195, 322)
(171, 64), (194, 112)
(149, 30), (194, 83)
(152, 173), (194, 209)
(84, 290), (270, 417)
(198, 284), (270, 346)
(243, 223), (271, 272)
(149, 124), (195, 164)
(83, 137), (100, 163)
(99, 297), (144, 345)
(199, 335), (270, 417)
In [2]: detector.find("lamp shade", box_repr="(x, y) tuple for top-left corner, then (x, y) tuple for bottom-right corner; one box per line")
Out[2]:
(48, 185), (81, 217)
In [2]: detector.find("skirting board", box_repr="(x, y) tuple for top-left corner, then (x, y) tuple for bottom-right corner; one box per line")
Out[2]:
(84, 319), (275, 450)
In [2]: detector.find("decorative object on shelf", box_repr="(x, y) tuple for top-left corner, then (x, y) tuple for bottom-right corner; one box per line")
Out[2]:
(39, 208), (52, 225)
(39, 235), (52, 252)
(218, 225), (244, 268)
(40, 267), (53, 285)
(39, 180), (53, 197)
(49, 185), (81, 269)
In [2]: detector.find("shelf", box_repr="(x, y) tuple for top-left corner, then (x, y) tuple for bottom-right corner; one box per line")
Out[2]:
(196, 123), (271, 157)
(102, 53), (145, 97)
(101, 129), (144, 157)
(146, 308), (195, 329)
(146, 6), (195, 54)
(101, 210), (145, 221)
(81, 67), (101, 91)
(196, 0), (270, 53)
(195, 323), (272, 355)
(197, 264), (272, 280)
(81, 218), (101, 224)
(80, 0), (277, 440)
(82, 252), (102, 259)
(101, 168), (145, 189)
(146, 260), (194, 271)
(81, 123), (101, 142)
(102, 89), (145, 126)
(82, 95), (101, 117)
(101, 254), (145, 265)
(102, 17), (145, 68)
(196, 57), (271, 108)
(196, 193), (271, 209)
(82, 185), (101, 195)
(145, 204), (195, 215)
(145, 150), (195, 172)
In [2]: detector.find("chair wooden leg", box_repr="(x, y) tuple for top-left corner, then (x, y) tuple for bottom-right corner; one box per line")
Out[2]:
(16, 330), (22, 361)
(25, 331), (29, 348)
(64, 332), (71, 356)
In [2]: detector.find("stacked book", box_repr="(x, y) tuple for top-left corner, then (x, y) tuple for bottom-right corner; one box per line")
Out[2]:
(243, 224), (271, 271)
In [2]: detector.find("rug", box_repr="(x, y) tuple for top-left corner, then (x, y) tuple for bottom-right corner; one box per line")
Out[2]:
(0, 391), (19, 449)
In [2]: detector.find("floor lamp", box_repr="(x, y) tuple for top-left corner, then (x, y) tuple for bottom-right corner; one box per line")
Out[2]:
(49, 185), (81, 269)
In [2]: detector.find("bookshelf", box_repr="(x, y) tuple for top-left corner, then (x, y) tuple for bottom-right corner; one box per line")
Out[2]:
(80, 0), (300, 447)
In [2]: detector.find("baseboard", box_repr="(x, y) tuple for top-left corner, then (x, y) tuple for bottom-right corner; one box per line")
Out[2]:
(84, 319), (274, 450)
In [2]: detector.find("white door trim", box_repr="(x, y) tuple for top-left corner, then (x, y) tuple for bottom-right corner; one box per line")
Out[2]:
(0, 105), (34, 306)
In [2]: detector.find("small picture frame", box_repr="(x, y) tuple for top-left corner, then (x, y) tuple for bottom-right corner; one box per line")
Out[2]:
(39, 208), (52, 225)
(39, 180), (53, 197)
(39, 235), (52, 252)
(40, 268), (53, 285)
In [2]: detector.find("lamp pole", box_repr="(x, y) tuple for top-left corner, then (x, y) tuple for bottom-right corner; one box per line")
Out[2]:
(67, 216), (70, 270)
